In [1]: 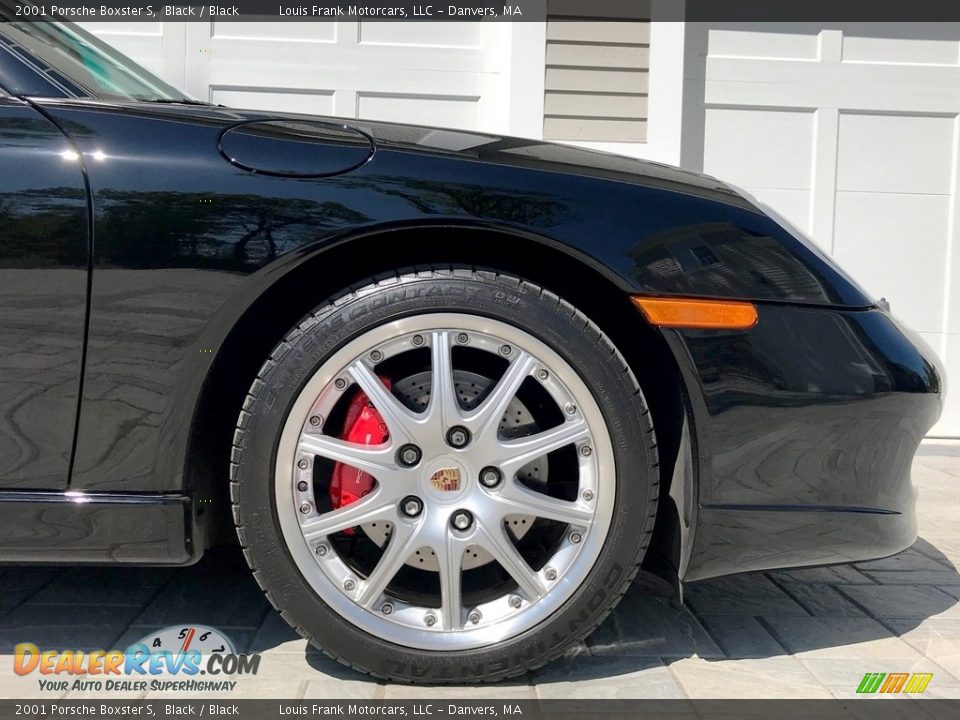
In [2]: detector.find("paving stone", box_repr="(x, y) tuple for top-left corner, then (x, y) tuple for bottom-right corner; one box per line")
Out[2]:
(837, 584), (959, 619)
(28, 567), (174, 607)
(765, 566), (875, 585)
(588, 593), (722, 659)
(0, 604), (141, 652)
(696, 615), (786, 659)
(940, 586), (960, 600)
(777, 584), (865, 617)
(131, 571), (270, 630)
(861, 571), (960, 586)
(0, 670), (71, 700)
(760, 616), (923, 660)
(882, 617), (960, 682)
(668, 656), (831, 699)
(854, 549), (952, 572)
(0, 568), (62, 608)
(249, 610), (309, 655)
(686, 574), (808, 617)
(384, 682), (534, 700)
(532, 656), (686, 699)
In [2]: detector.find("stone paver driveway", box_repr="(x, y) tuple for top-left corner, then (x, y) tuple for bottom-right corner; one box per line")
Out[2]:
(0, 441), (957, 699)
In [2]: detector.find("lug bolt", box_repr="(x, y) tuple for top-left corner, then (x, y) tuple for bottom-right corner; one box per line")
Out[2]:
(579, 445), (593, 458)
(479, 466), (503, 488)
(297, 481), (309, 492)
(334, 378), (347, 390)
(570, 532), (582, 544)
(397, 444), (422, 467)
(545, 567), (557, 582)
(344, 578), (356, 592)
(537, 369), (549, 381)
(446, 426), (471, 449)
(370, 350), (383, 362)
(381, 602), (394, 615)
(401, 496), (424, 518)
(508, 595), (522, 609)
(456, 332), (469, 344)
(564, 403), (577, 415)
(499, 344), (512, 356)
(299, 502), (311, 514)
(582, 489), (594, 502)
(309, 415), (323, 427)
(424, 613), (437, 627)
(412, 334), (424, 346)
(316, 544), (329, 557)
(451, 510), (473, 531)
(468, 610), (482, 625)
(298, 458), (310, 470)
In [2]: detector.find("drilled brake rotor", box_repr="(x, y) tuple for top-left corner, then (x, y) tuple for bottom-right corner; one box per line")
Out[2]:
(361, 369), (542, 571)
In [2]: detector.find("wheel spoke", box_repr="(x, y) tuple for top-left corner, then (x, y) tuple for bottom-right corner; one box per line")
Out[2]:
(427, 331), (461, 429)
(464, 351), (535, 438)
(475, 519), (546, 601)
(298, 434), (397, 479)
(495, 483), (594, 527)
(347, 360), (419, 443)
(497, 418), (590, 476)
(301, 490), (396, 541)
(436, 533), (468, 630)
(357, 519), (421, 608)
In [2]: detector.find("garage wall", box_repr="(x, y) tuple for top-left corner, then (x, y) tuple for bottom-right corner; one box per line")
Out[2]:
(79, 21), (545, 135)
(689, 23), (960, 437)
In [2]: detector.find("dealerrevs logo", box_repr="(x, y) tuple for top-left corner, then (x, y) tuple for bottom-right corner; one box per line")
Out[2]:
(14, 625), (260, 693)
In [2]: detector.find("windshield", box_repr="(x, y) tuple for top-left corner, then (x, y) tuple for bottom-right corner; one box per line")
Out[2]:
(0, 20), (194, 102)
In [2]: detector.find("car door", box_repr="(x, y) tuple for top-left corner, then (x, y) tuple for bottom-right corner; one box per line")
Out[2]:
(0, 94), (89, 489)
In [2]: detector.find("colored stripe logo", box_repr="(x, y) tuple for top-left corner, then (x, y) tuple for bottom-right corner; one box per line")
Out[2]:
(857, 672), (933, 694)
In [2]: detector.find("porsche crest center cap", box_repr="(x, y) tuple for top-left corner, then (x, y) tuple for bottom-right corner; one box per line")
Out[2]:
(429, 467), (462, 492)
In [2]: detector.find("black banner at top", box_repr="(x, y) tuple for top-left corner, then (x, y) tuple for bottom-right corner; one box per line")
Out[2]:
(4, 0), (960, 22)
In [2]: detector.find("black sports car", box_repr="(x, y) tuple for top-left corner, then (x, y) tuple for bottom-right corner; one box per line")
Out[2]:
(0, 17), (943, 683)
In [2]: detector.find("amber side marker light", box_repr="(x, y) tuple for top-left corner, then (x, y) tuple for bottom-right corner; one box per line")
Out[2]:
(631, 296), (758, 330)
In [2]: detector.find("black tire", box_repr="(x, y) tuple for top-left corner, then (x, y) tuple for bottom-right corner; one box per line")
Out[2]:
(231, 268), (659, 683)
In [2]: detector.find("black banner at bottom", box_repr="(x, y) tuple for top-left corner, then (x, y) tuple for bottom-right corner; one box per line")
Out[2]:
(1, 700), (959, 720)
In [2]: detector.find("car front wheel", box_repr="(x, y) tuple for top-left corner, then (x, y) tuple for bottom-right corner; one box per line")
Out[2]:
(231, 268), (658, 683)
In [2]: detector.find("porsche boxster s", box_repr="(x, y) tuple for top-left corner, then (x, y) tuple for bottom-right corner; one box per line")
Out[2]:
(0, 16), (943, 683)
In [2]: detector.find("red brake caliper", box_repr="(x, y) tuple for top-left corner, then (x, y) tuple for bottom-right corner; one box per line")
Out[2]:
(329, 377), (392, 534)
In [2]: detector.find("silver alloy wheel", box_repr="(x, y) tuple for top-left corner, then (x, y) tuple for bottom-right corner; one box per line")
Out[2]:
(275, 313), (615, 651)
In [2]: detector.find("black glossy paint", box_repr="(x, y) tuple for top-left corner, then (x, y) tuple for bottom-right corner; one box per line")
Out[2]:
(0, 490), (196, 563)
(0, 97), (87, 489)
(0, 38), (943, 574)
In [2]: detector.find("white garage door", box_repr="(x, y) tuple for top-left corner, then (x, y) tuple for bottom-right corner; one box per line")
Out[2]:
(80, 21), (540, 133)
(696, 22), (960, 437)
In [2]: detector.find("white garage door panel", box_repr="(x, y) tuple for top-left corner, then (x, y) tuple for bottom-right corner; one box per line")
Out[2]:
(706, 23), (820, 60)
(210, 21), (337, 42)
(704, 107), (813, 189)
(834, 191), (949, 332)
(359, 21), (479, 48)
(84, 21), (512, 133)
(210, 87), (336, 115)
(840, 23), (960, 65)
(357, 93), (479, 127)
(699, 23), (960, 436)
(836, 113), (954, 195)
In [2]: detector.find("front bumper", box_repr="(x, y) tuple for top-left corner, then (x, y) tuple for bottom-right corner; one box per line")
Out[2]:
(667, 304), (942, 581)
